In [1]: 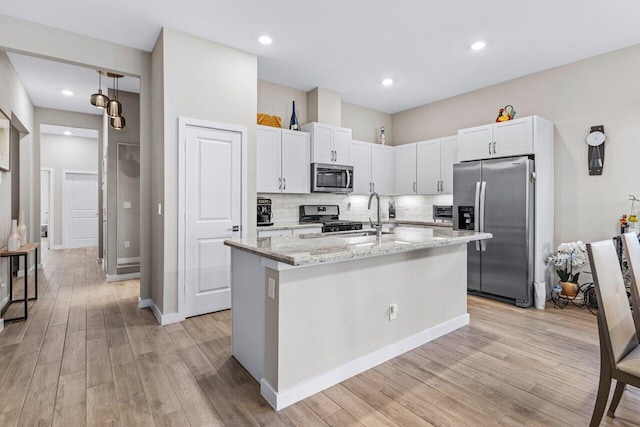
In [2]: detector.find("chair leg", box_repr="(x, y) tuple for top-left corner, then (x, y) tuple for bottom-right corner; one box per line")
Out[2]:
(590, 361), (612, 427)
(607, 380), (626, 418)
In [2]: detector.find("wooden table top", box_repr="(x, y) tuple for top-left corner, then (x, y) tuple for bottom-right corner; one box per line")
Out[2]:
(0, 242), (40, 256)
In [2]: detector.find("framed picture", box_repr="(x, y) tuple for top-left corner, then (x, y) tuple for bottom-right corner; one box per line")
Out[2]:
(0, 109), (10, 172)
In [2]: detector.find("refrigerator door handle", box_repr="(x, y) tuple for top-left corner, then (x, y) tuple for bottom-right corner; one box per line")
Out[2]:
(474, 181), (481, 251)
(479, 181), (487, 251)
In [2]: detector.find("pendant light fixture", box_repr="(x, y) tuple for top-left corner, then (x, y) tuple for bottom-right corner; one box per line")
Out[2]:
(109, 115), (126, 130)
(89, 71), (109, 108)
(106, 73), (123, 118)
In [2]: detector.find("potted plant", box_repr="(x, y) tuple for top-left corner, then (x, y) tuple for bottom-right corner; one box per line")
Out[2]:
(546, 241), (588, 297)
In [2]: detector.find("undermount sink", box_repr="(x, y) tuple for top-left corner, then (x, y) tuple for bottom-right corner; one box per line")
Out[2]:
(333, 230), (392, 238)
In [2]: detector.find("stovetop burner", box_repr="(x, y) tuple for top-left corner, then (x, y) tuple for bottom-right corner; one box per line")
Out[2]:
(299, 205), (363, 232)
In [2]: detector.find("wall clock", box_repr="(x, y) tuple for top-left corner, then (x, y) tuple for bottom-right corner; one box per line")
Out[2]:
(586, 125), (605, 175)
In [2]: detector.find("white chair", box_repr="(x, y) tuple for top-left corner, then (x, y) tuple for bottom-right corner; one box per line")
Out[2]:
(587, 239), (640, 426)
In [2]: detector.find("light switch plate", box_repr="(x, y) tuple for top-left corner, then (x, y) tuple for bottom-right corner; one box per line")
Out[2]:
(157, 203), (162, 216)
(268, 278), (276, 299)
(123, 202), (132, 209)
(124, 241), (130, 249)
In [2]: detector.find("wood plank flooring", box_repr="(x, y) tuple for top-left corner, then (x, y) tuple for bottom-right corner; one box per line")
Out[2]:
(1, 246), (639, 426)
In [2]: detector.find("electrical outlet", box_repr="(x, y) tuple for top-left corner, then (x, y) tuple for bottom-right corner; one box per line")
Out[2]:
(124, 241), (130, 249)
(268, 278), (276, 299)
(389, 304), (398, 321)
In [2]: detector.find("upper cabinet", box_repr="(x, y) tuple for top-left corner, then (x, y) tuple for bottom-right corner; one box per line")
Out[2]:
(458, 116), (534, 162)
(257, 125), (310, 194)
(300, 122), (351, 164)
(351, 140), (394, 195)
(395, 143), (417, 195)
(395, 136), (458, 195)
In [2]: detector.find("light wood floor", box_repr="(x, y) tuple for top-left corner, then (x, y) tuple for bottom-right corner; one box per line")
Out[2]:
(1, 247), (639, 426)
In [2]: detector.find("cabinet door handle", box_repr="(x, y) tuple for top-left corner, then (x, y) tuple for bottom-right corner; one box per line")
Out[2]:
(283, 177), (286, 190)
(278, 177), (282, 190)
(372, 182), (375, 192)
(413, 182), (416, 193)
(488, 142), (491, 155)
(492, 141), (496, 154)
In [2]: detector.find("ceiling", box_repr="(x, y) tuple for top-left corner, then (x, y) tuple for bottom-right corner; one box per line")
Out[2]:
(7, 52), (139, 116)
(1, 1), (640, 114)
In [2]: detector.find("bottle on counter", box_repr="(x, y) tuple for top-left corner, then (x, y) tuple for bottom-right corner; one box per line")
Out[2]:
(289, 100), (298, 131)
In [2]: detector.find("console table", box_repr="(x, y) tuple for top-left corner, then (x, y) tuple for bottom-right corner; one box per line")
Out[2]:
(0, 243), (39, 322)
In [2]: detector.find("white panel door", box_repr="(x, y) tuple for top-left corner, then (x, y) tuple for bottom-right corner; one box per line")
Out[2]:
(256, 126), (282, 193)
(350, 140), (372, 195)
(185, 125), (241, 317)
(494, 116), (534, 157)
(64, 172), (98, 248)
(281, 129), (310, 193)
(395, 143), (417, 194)
(440, 135), (458, 194)
(332, 126), (352, 164)
(371, 144), (394, 195)
(458, 124), (493, 161)
(416, 139), (441, 195)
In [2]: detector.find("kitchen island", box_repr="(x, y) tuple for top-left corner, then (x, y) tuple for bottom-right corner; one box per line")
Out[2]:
(224, 227), (491, 410)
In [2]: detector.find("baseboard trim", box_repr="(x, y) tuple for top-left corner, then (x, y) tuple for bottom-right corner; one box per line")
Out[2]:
(50, 245), (64, 250)
(260, 313), (470, 411)
(106, 272), (140, 283)
(17, 265), (36, 277)
(147, 300), (185, 326)
(137, 297), (152, 309)
(0, 318), (4, 333)
(37, 264), (44, 270)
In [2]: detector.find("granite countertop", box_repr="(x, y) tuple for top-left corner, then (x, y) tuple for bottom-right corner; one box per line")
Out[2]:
(257, 222), (324, 231)
(225, 227), (491, 266)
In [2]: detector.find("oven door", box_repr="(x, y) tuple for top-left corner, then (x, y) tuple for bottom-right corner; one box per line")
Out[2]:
(312, 163), (353, 193)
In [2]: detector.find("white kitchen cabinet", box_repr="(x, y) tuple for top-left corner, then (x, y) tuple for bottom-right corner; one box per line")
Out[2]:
(395, 143), (417, 194)
(440, 135), (458, 194)
(371, 144), (394, 195)
(350, 140), (372, 195)
(350, 140), (394, 195)
(458, 116), (534, 161)
(416, 139), (440, 194)
(416, 136), (458, 195)
(257, 125), (310, 194)
(300, 122), (351, 164)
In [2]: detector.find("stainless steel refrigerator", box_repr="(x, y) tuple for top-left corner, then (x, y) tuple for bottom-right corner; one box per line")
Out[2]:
(453, 156), (535, 307)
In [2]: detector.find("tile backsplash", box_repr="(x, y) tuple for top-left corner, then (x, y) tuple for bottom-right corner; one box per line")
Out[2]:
(259, 193), (453, 223)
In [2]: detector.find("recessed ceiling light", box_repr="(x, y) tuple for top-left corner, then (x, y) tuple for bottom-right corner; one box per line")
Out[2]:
(258, 35), (272, 45)
(471, 41), (486, 51)
(382, 78), (394, 86)
(61, 89), (74, 96)
(63, 131), (72, 136)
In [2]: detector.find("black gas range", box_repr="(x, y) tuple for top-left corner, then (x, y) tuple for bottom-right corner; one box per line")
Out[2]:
(299, 205), (363, 233)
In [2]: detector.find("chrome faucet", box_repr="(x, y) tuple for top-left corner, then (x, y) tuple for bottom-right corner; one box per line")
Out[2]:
(368, 192), (382, 239)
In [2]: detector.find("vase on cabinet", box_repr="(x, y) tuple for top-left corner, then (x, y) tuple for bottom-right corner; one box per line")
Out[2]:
(18, 210), (27, 246)
(560, 281), (579, 297)
(8, 220), (20, 251)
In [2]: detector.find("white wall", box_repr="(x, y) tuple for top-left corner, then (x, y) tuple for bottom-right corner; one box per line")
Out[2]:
(0, 50), (34, 311)
(155, 27), (258, 315)
(392, 43), (640, 245)
(341, 102), (392, 144)
(40, 133), (98, 247)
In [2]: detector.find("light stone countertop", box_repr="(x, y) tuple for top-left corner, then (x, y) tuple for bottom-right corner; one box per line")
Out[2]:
(226, 227), (491, 266)
(257, 222), (324, 231)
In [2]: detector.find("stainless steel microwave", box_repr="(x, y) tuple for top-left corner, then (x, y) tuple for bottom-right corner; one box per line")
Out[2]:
(311, 163), (353, 193)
